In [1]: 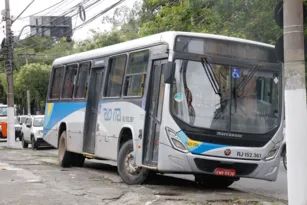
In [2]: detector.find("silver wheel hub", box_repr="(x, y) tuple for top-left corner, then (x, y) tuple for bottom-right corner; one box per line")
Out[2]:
(125, 151), (140, 175)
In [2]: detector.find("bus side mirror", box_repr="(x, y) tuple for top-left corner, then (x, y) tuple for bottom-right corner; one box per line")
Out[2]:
(164, 62), (174, 84)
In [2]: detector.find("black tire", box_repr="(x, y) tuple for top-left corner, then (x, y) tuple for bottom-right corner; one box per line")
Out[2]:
(194, 174), (237, 188)
(22, 135), (28, 148)
(31, 136), (37, 150)
(58, 131), (74, 168)
(72, 153), (85, 167)
(117, 140), (149, 185)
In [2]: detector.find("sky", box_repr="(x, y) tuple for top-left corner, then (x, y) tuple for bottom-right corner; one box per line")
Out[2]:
(0, 0), (137, 42)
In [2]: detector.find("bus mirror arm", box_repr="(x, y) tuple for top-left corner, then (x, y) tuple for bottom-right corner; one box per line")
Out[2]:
(164, 62), (174, 84)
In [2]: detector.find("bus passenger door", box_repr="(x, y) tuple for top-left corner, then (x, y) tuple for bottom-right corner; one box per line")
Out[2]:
(143, 59), (167, 166)
(83, 67), (104, 154)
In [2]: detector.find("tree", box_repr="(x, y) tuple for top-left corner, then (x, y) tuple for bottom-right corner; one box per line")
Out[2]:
(14, 63), (51, 110)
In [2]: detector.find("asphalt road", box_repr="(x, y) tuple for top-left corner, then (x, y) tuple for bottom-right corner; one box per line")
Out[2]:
(0, 139), (288, 201)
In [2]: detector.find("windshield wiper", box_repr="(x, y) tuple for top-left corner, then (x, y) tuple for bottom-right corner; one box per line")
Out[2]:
(201, 57), (222, 97)
(235, 64), (262, 94)
(232, 64), (262, 113)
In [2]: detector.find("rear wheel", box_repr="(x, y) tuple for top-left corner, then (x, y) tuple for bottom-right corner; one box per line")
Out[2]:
(194, 174), (238, 188)
(72, 153), (85, 167)
(58, 131), (85, 167)
(22, 135), (28, 148)
(58, 131), (74, 167)
(117, 140), (149, 185)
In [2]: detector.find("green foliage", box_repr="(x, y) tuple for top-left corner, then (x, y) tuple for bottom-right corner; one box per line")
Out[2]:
(14, 63), (51, 108)
(140, 0), (282, 44)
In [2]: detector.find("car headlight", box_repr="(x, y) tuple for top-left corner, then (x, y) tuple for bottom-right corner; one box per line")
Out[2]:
(264, 142), (282, 161)
(15, 127), (21, 131)
(37, 130), (43, 135)
(165, 127), (189, 153)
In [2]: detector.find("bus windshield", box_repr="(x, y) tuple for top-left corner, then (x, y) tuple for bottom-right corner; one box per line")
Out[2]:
(0, 107), (8, 116)
(171, 59), (281, 134)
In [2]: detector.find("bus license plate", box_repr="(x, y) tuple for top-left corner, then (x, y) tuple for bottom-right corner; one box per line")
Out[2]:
(214, 168), (236, 177)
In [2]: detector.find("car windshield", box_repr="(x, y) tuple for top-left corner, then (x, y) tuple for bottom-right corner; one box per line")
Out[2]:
(171, 59), (281, 134)
(33, 117), (44, 127)
(20, 117), (26, 124)
(0, 107), (8, 116)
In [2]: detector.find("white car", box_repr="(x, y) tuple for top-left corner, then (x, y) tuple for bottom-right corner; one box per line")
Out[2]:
(21, 115), (47, 149)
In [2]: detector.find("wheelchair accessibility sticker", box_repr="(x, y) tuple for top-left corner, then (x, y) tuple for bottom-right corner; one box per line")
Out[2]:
(232, 68), (241, 79)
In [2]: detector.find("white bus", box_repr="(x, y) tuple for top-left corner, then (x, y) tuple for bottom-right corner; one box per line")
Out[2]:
(43, 31), (284, 187)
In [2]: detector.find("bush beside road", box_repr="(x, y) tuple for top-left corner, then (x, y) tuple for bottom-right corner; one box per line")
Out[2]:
(0, 143), (286, 205)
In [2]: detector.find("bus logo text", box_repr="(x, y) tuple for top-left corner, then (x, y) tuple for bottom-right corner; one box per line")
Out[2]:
(216, 132), (242, 138)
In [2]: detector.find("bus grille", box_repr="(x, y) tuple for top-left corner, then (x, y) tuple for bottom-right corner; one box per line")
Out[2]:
(194, 158), (258, 175)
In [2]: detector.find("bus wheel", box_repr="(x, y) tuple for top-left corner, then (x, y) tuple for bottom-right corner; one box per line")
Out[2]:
(72, 153), (85, 167)
(117, 140), (149, 185)
(194, 174), (237, 188)
(58, 131), (74, 168)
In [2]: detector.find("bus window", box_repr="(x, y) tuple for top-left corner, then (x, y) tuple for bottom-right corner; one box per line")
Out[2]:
(50, 67), (63, 99)
(74, 62), (90, 99)
(62, 64), (78, 99)
(104, 55), (127, 97)
(123, 50), (149, 97)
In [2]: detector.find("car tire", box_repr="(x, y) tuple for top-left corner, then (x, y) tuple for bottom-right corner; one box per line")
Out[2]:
(58, 131), (75, 168)
(22, 135), (28, 148)
(194, 174), (238, 188)
(117, 140), (149, 185)
(31, 136), (37, 150)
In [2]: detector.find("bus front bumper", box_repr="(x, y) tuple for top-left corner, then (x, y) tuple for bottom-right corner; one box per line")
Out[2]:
(158, 143), (281, 181)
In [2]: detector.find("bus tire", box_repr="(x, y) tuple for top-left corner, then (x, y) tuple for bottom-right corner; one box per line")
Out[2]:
(58, 131), (74, 168)
(72, 153), (85, 167)
(117, 140), (149, 185)
(194, 174), (237, 188)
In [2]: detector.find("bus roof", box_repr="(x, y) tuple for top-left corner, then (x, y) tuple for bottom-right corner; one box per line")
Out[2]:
(53, 31), (275, 66)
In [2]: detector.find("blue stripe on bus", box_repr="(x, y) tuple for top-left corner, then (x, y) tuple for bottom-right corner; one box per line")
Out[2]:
(44, 102), (87, 132)
(176, 131), (227, 154)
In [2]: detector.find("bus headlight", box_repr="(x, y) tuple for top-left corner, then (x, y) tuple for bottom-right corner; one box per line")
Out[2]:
(165, 127), (189, 153)
(264, 142), (281, 161)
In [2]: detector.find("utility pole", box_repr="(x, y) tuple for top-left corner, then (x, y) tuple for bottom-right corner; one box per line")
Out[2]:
(27, 90), (30, 115)
(284, 0), (307, 204)
(4, 0), (15, 147)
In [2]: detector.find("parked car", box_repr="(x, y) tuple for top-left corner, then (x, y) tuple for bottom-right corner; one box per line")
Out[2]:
(14, 118), (22, 141)
(21, 115), (47, 149)
(18, 115), (28, 125)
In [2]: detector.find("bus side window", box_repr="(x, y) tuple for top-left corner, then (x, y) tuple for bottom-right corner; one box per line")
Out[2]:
(50, 66), (64, 99)
(123, 50), (149, 97)
(62, 64), (78, 99)
(104, 55), (127, 97)
(75, 62), (91, 99)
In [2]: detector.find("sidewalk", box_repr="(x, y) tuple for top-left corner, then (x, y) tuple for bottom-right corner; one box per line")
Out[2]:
(0, 143), (287, 205)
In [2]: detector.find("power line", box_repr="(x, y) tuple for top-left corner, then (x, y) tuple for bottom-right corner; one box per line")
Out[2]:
(18, 0), (96, 39)
(17, 0), (126, 54)
(36, 0), (127, 50)
(16, 0), (105, 52)
(18, 0), (68, 20)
